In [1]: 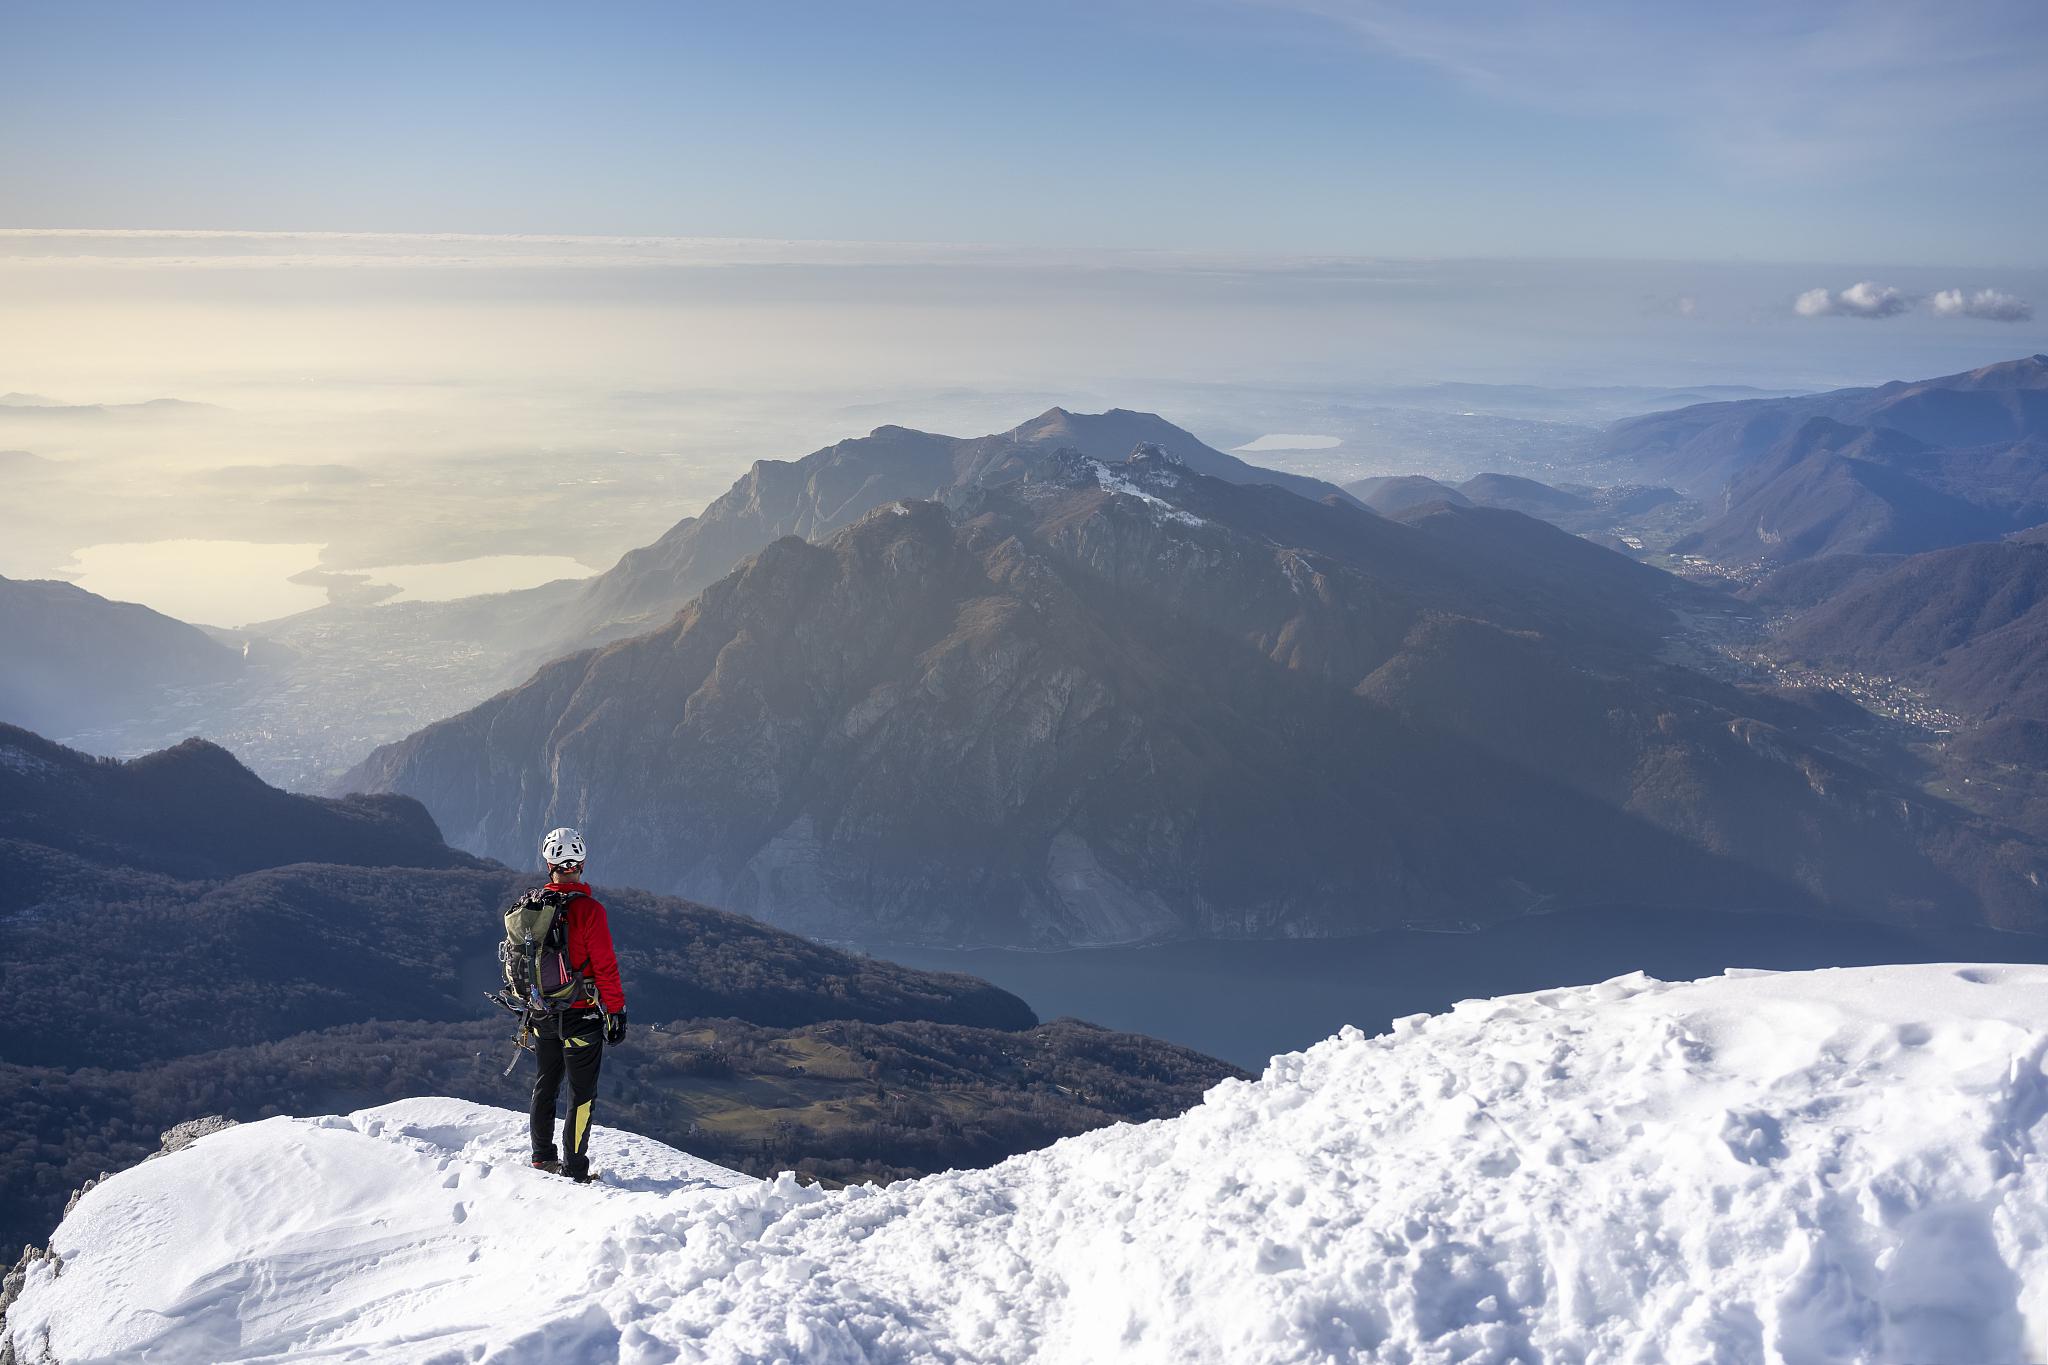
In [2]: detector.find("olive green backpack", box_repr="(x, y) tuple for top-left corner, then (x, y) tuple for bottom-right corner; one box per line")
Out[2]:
(498, 887), (590, 1012)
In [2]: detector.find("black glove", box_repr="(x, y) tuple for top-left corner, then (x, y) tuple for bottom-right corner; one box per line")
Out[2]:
(604, 1012), (628, 1046)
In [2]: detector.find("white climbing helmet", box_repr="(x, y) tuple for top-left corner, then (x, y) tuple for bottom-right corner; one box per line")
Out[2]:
(540, 826), (586, 868)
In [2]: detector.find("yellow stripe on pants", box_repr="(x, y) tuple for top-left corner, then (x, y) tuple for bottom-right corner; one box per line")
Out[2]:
(573, 1100), (592, 1151)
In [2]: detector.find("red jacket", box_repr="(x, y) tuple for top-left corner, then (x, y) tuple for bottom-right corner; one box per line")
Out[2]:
(546, 879), (626, 1014)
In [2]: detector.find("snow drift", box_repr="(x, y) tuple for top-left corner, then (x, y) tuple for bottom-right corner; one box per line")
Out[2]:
(13, 963), (2048, 1363)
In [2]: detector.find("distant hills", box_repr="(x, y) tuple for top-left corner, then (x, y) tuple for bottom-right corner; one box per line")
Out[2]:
(1594, 354), (2048, 496)
(0, 394), (216, 418)
(1454, 472), (1594, 518)
(0, 574), (243, 737)
(1343, 474), (1470, 515)
(1670, 417), (2048, 570)
(1343, 471), (1682, 542)
(1, 723), (1235, 1257)
(351, 442), (2044, 945)
(1353, 380), (1806, 419)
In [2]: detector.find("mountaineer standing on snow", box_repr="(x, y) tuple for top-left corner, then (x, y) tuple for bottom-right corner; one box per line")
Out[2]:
(522, 826), (628, 1183)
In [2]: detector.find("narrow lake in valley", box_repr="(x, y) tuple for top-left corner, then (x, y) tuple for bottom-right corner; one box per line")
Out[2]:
(879, 908), (2048, 1070)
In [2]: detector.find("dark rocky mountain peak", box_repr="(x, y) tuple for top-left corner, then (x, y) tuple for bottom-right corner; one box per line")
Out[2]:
(1009, 406), (1203, 459)
(122, 733), (273, 790)
(1127, 439), (1184, 467)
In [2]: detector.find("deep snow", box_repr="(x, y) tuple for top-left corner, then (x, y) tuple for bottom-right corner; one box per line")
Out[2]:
(14, 964), (2048, 1363)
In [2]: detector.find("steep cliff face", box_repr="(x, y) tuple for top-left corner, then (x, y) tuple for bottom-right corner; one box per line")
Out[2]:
(351, 449), (2046, 944)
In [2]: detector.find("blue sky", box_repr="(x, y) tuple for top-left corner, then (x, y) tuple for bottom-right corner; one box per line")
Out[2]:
(4, 0), (2044, 265)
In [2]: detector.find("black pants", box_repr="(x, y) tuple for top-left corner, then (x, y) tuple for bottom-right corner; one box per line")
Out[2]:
(530, 1009), (605, 1176)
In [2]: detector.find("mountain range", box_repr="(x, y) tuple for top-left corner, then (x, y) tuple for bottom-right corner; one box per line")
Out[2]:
(349, 440), (2046, 945)
(1342, 471), (1684, 542)
(1669, 416), (2048, 571)
(1593, 354), (2048, 496)
(0, 408), (1370, 788)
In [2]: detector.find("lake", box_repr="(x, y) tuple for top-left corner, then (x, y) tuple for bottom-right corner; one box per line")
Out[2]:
(878, 908), (2048, 1071)
(58, 539), (594, 627)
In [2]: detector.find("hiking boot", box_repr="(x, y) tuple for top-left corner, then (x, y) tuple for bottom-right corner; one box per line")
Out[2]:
(531, 1158), (563, 1174)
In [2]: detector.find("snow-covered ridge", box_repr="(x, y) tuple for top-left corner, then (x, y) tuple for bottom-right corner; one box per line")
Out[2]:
(15, 964), (2048, 1363)
(1090, 458), (1204, 527)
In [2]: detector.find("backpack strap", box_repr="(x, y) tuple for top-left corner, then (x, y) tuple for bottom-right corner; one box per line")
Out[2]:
(540, 888), (594, 992)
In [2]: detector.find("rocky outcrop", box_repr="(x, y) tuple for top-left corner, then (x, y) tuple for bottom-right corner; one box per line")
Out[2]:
(0, 1244), (58, 1365)
(151, 1116), (239, 1159)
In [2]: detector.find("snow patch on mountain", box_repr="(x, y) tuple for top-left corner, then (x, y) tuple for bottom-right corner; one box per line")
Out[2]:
(15, 965), (2048, 1363)
(1091, 460), (1204, 526)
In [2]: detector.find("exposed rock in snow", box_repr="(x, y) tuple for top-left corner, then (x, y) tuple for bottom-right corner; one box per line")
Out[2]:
(1091, 459), (1204, 527)
(151, 1115), (239, 1160)
(16, 965), (2048, 1362)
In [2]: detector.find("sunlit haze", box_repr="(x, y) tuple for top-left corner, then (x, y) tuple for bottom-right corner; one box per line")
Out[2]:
(5, 1), (2046, 625)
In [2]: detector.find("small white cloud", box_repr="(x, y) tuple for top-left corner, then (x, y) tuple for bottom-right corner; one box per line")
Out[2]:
(1794, 287), (1835, 317)
(1793, 281), (1912, 319)
(1930, 287), (2034, 322)
(1836, 281), (1912, 318)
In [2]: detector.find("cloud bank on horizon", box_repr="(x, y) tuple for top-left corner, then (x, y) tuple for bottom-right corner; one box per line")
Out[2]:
(1795, 280), (2035, 321)
(1931, 287), (2035, 322)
